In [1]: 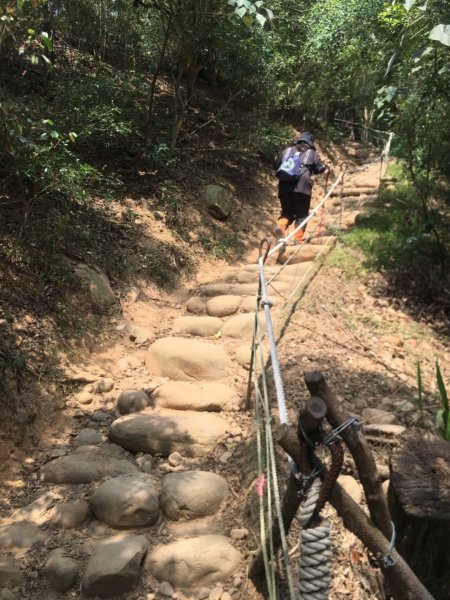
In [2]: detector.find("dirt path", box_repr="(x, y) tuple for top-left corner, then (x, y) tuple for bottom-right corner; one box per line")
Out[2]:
(0, 153), (447, 600)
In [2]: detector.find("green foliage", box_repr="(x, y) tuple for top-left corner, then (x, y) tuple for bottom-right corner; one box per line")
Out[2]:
(342, 178), (449, 296)
(416, 360), (450, 440)
(436, 362), (450, 440)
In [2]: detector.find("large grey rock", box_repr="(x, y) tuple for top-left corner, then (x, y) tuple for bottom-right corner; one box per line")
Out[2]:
(236, 271), (257, 284)
(82, 534), (148, 598)
(92, 473), (159, 528)
(206, 296), (241, 318)
(74, 428), (105, 445)
(239, 296), (259, 313)
(146, 535), (241, 587)
(117, 389), (150, 415)
(40, 445), (137, 484)
(145, 337), (232, 381)
(203, 185), (231, 221)
(73, 263), (116, 309)
(197, 284), (232, 298)
(186, 297), (206, 315)
(43, 549), (79, 592)
(109, 409), (229, 457)
(0, 523), (46, 548)
(222, 312), (265, 339)
(153, 382), (240, 412)
(52, 500), (90, 529)
(172, 316), (222, 337)
(161, 471), (228, 521)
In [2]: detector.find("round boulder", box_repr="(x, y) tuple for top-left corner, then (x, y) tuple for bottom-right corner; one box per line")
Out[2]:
(161, 471), (228, 521)
(206, 296), (242, 318)
(117, 390), (150, 415)
(222, 312), (265, 339)
(82, 534), (148, 598)
(43, 549), (79, 592)
(186, 297), (206, 315)
(109, 410), (229, 457)
(52, 500), (90, 529)
(172, 316), (222, 337)
(203, 184), (231, 221)
(146, 535), (241, 587)
(92, 473), (159, 528)
(153, 382), (240, 412)
(145, 337), (232, 381)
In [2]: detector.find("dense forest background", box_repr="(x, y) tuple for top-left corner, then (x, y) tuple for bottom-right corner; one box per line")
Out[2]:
(1, 0), (449, 378)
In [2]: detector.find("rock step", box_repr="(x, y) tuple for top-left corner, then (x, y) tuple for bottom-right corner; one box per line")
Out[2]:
(146, 535), (242, 588)
(153, 380), (242, 412)
(197, 281), (292, 297)
(186, 294), (278, 317)
(265, 243), (332, 266)
(331, 186), (378, 197)
(109, 409), (230, 457)
(146, 336), (232, 381)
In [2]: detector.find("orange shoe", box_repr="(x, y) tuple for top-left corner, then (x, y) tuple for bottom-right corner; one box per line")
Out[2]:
(275, 218), (289, 241)
(294, 229), (304, 245)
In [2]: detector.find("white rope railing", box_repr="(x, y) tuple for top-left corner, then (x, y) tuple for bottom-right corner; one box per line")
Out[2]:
(250, 129), (393, 598)
(251, 305), (297, 599)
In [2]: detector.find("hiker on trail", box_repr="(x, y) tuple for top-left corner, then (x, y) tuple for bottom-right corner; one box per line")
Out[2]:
(274, 131), (329, 245)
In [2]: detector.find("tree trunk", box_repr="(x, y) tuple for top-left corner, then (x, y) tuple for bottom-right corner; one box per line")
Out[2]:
(388, 435), (450, 600)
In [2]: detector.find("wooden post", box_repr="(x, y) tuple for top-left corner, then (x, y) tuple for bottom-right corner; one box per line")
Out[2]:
(278, 424), (435, 600)
(304, 371), (392, 538)
(303, 371), (435, 600)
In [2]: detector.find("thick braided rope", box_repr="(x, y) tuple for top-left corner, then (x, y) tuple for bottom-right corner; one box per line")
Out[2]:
(297, 479), (332, 600)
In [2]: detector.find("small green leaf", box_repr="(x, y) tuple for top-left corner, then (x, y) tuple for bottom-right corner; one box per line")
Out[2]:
(31, 54), (39, 65)
(436, 362), (449, 412)
(40, 32), (53, 52)
(243, 14), (253, 27)
(68, 132), (78, 142)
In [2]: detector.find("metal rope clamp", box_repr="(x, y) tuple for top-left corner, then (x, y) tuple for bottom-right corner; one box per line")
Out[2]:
(373, 522), (397, 569)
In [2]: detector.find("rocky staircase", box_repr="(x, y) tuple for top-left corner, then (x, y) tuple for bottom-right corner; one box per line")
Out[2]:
(0, 152), (385, 600)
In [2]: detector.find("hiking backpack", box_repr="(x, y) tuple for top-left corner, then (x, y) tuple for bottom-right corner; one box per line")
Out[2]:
(275, 148), (311, 182)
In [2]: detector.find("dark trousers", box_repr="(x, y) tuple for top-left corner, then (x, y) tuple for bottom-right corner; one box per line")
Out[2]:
(278, 191), (311, 231)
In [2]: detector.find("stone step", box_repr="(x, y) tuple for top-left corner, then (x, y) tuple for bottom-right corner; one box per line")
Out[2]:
(172, 315), (222, 337)
(109, 409), (230, 457)
(331, 187), (378, 197)
(153, 381), (242, 412)
(146, 336), (232, 381)
(146, 535), (241, 588)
